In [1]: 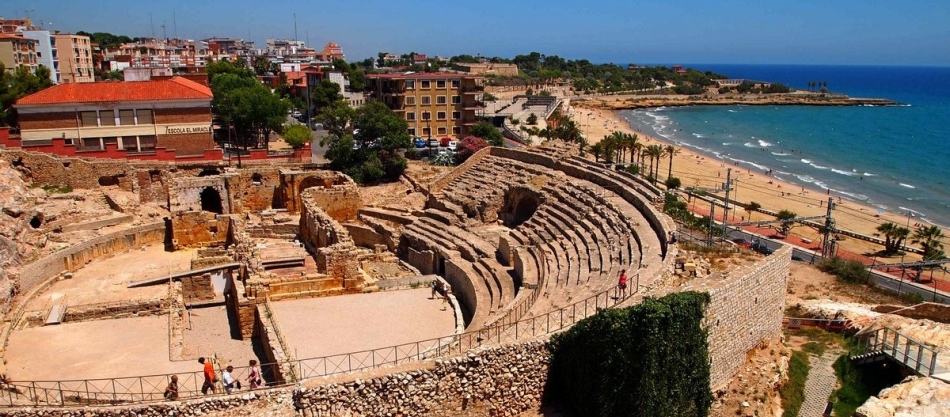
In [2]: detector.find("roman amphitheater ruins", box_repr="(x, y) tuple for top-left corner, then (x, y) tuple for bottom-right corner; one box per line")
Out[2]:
(0, 140), (790, 415)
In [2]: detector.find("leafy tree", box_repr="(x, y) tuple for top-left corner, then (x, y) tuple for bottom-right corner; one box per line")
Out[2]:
(347, 67), (366, 92)
(311, 78), (343, 110)
(912, 225), (946, 261)
(482, 92), (498, 102)
(0, 64), (55, 127)
(209, 66), (288, 149)
(776, 210), (797, 236)
(745, 201), (761, 221)
(282, 124), (312, 148)
(469, 120), (504, 146)
(253, 56), (272, 76)
(736, 80), (756, 94)
(206, 59), (255, 83)
(526, 113), (538, 125)
(351, 101), (411, 150)
(318, 102), (355, 141)
(455, 136), (489, 163)
(664, 177), (681, 189)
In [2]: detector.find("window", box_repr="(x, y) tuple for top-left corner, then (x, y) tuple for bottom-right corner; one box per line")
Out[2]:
(122, 136), (138, 151)
(81, 138), (102, 151)
(436, 80), (446, 89)
(80, 111), (98, 127)
(137, 109), (153, 124)
(99, 110), (116, 126)
(437, 127), (447, 135)
(452, 111), (461, 120)
(437, 111), (446, 120)
(406, 112), (416, 121)
(420, 80), (430, 89)
(421, 95), (431, 105)
(405, 96), (415, 105)
(139, 135), (157, 152)
(408, 128), (416, 136)
(118, 110), (135, 125)
(405, 80), (415, 90)
(452, 80), (460, 88)
(436, 96), (447, 105)
(102, 137), (118, 148)
(452, 95), (461, 104)
(421, 111), (431, 121)
(452, 126), (461, 135)
(422, 127), (430, 136)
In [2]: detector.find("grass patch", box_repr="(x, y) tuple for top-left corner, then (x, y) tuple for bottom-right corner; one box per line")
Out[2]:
(780, 351), (810, 417)
(41, 184), (73, 194)
(788, 327), (847, 348)
(830, 354), (905, 416)
(802, 341), (826, 356)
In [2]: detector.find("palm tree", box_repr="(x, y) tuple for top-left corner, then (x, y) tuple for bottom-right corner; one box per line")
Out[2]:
(912, 225), (946, 260)
(590, 142), (605, 162)
(622, 133), (639, 164)
(776, 209), (797, 236)
(876, 222), (897, 253)
(664, 144), (681, 180)
(645, 144), (665, 183)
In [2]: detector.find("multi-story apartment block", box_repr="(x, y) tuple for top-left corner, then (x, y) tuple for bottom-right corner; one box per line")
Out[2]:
(0, 17), (33, 34)
(109, 38), (209, 71)
(366, 73), (485, 139)
(54, 33), (93, 83)
(22, 30), (59, 82)
(0, 33), (38, 74)
(202, 37), (255, 62)
(318, 42), (345, 61)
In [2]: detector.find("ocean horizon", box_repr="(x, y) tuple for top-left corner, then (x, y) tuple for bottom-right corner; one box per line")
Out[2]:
(619, 64), (950, 227)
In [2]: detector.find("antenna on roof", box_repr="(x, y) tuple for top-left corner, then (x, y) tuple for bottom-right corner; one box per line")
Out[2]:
(161, 21), (167, 40)
(294, 13), (298, 42)
(173, 10), (178, 39)
(149, 13), (155, 39)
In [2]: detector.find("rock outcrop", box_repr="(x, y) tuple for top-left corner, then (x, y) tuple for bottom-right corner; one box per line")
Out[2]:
(855, 376), (950, 417)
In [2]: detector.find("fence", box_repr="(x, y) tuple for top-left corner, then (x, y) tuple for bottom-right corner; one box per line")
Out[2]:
(2, 275), (634, 408)
(850, 327), (940, 377)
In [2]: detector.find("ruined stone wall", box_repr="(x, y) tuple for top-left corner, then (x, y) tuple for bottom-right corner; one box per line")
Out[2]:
(181, 274), (216, 303)
(168, 175), (232, 214)
(232, 167), (282, 212)
(298, 188), (355, 249)
(704, 245), (791, 388)
(280, 170), (361, 218)
(443, 258), (478, 325)
(257, 304), (291, 384)
(0, 149), (167, 193)
(16, 221), (165, 293)
(170, 212), (232, 249)
(344, 223), (386, 249)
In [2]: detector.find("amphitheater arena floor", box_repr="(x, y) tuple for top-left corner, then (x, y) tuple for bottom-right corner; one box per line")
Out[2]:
(270, 288), (457, 360)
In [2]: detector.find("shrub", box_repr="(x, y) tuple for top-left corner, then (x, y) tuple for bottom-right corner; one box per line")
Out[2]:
(526, 113), (538, 125)
(549, 292), (712, 417)
(665, 177), (682, 189)
(625, 164), (640, 175)
(431, 151), (455, 166)
(816, 257), (868, 284)
(282, 124), (312, 148)
(455, 136), (489, 164)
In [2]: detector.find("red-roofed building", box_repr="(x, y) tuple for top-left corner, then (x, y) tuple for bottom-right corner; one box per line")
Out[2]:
(14, 76), (216, 158)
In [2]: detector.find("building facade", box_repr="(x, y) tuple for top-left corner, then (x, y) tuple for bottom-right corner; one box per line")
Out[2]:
(15, 76), (215, 157)
(0, 33), (38, 74)
(21, 30), (59, 83)
(366, 73), (484, 139)
(54, 34), (93, 83)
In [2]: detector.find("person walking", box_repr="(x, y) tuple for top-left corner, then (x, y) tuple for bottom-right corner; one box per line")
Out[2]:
(441, 282), (451, 311)
(222, 366), (241, 393)
(430, 279), (440, 299)
(247, 360), (263, 389)
(199, 357), (216, 395)
(617, 269), (628, 298)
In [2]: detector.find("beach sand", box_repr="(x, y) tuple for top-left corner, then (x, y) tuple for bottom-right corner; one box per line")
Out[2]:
(565, 102), (931, 263)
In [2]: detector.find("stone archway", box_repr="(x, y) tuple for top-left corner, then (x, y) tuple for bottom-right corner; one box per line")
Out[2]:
(200, 187), (223, 214)
(498, 187), (543, 228)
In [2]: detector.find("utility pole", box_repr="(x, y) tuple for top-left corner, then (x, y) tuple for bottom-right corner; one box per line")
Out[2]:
(821, 197), (836, 258)
(723, 168), (733, 233)
(161, 22), (167, 40)
(707, 201), (716, 247)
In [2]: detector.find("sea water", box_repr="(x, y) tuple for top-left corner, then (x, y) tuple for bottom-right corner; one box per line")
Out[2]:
(620, 65), (950, 227)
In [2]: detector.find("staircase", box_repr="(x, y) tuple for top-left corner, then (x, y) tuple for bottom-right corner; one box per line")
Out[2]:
(850, 327), (949, 382)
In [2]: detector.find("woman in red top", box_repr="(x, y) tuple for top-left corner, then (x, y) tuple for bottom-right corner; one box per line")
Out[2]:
(617, 269), (628, 298)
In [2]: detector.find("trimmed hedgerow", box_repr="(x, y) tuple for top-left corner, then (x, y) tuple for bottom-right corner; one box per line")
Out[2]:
(548, 291), (713, 417)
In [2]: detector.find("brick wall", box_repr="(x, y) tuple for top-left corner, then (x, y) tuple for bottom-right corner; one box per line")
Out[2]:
(156, 132), (214, 156)
(153, 107), (211, 124)
(171, 212), (231, 249)
(18, 112), (76, 130)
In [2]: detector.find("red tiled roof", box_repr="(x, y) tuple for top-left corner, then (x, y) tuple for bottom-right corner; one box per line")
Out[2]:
(16, 76), (213, 106)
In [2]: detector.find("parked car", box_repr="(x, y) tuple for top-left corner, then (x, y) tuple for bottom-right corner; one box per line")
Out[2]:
(440, 137), (452, 147)
(290, 110), (302, 118)
(311, 122), (324, 131)
(414, 138), (426, 148)
(447, 140), (458, 151)
(428, 138), (440, 148)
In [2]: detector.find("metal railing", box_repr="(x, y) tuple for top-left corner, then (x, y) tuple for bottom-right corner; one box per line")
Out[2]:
(3, 276), (635, 408)
(850, 327), (940, 376)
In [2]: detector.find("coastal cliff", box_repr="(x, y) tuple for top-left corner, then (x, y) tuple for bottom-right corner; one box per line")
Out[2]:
(572, 94), (897, 110)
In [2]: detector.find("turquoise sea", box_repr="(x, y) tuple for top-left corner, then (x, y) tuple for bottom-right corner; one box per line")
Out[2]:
(620, 65), (950, 227)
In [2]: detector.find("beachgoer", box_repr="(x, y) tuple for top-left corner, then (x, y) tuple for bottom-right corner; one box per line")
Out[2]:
(199, 357), (216, 395)
(617, 269), (628, 297)
(247, 360), (263, 389)
(223, 366), (241, 393)
(164, 375), (179, 400)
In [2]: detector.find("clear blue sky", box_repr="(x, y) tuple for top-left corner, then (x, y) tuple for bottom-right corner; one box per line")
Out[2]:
(4, 0), (949, 66)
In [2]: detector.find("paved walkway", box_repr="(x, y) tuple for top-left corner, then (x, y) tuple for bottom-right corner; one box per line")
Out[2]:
(799, 351), (840, 417)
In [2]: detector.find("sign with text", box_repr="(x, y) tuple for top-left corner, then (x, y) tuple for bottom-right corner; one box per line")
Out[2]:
(164, 125), (212, 135)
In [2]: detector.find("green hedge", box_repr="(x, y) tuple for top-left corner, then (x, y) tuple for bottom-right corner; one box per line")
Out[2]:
(548, 292), (713, 417)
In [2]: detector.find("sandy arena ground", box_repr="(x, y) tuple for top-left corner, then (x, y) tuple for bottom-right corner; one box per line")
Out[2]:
(26, 245), (196, 310)
(270, 288), (457, 360)
(5, 315), (194, 381)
